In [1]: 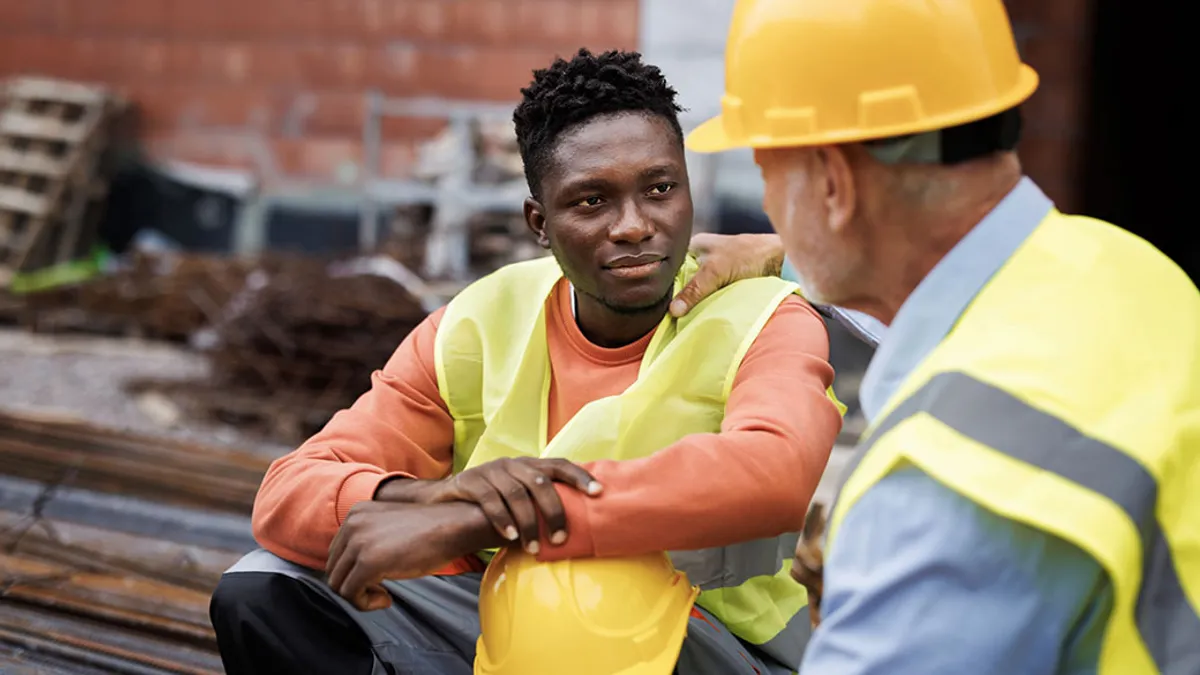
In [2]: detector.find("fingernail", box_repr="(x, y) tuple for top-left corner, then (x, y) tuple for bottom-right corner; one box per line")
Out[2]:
(526, 541), (540, 555)
(551, 530), (567, 545)
(505, 526), (519, 541)
(669, 300), (686, 316)
(586, 481), (603, 495)
(534, 475), (546, 485)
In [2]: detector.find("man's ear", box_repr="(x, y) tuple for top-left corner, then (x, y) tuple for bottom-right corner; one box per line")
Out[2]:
(524, 197), (550, 249)
(816, 145), (857, 235)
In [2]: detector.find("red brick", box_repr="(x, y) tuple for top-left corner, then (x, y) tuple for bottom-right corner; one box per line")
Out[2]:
(382, 117), (446, 144)
(164, 42), (212, 82)
(448, 0), (508, 45)
(55, 0), (168, 35)
(273, 91), (360, 138)
(452, 0), (579, 48)
(376, 141), (419, 178)
(0, 34), (65, 78)
(205, 0), (321, 40)
(323, 0), (381, 41)
(131, 85), (276, 133)
(113, 38), (172, 81)
(170, 42), (297, 86)
(42, 35), (122, 82)
(144, 131), (261, 171)
(295, 43), (372, 89)
(409, 0), (451, 41)
(580, 0), (639, 50)
(0, 0), (47, 32)
(367, 42), (424, 91)
(332, 0), (446, 42)
(326, 0), (424, 42)
(438, 47), (549, 100)
(165, 0), (235, 38)
(273, 136), (363, 180)
(288, 91), (446, 140)
(259, 0), (323, 40)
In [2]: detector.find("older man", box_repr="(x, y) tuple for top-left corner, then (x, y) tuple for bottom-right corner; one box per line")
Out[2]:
(674, 0), (1200, 673)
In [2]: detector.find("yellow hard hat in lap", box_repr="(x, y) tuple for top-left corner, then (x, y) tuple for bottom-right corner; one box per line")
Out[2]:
(686, 0), (1040, 153)
(474, 549), (699, 675)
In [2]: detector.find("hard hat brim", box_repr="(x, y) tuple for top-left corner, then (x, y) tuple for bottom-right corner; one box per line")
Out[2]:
(685, 64), (1039, 154)
(685, 115), (740, 154)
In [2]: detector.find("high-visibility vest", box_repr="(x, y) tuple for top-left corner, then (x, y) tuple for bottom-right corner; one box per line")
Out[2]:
(828, 209), (1200, 674)
(435, 255), (844, 666)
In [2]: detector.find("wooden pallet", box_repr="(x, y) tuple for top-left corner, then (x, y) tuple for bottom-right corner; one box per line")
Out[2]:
(0, 77), (125, 288)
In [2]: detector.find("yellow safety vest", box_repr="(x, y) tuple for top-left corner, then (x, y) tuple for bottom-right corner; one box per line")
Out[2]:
(435, 255), (844, 667)
(828, 209), (1200, 674)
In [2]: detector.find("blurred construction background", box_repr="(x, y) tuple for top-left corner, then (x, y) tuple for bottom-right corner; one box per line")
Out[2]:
(0, 1), (1186, 672)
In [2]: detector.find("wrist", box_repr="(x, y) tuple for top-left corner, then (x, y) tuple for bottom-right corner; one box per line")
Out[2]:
(374, 477), (437, 503)
(440, 501), (506, 553)
(761, 234), (785, 277)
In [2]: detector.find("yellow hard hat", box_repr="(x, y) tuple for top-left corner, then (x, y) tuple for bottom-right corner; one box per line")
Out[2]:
(686, 0), (1040, 153)
(474, 548), (699, 675)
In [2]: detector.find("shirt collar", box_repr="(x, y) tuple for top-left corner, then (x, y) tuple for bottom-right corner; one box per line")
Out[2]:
(858, 177), (1054, 421)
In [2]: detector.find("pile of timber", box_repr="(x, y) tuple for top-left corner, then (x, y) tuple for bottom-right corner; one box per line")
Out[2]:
(0, 252), (265, 340)
(0, 250), (434, 444)
(0, 409), (268, 674)
(0, 77), (128, 289)
(125, 253), (432, 443)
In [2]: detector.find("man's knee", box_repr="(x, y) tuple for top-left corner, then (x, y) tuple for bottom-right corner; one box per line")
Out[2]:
(210, 571), (375, 675)
(210, 571), (290, 628)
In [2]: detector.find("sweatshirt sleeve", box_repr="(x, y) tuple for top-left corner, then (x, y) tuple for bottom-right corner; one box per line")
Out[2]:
(539, 296), (842, 561)
(251, 307), (455, 569)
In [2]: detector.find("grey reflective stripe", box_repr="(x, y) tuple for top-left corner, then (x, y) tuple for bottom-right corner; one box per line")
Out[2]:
(753, 598), (811, 668)
(670, 534), (798, 591)
(671, 535), (809, 666)
(830, 370), (1200, 673)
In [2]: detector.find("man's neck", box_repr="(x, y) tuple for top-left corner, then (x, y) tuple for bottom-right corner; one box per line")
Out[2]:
(853, 160), (1022, 324)
(571, 287), (668, 348)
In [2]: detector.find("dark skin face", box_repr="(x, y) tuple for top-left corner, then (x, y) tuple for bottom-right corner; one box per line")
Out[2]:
(524, 112), (693, 347)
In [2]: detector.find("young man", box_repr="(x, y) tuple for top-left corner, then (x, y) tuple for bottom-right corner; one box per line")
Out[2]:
(209, 49), (843, 675)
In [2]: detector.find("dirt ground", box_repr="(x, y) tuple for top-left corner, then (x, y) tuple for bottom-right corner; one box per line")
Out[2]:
(0, 328), (291, 458)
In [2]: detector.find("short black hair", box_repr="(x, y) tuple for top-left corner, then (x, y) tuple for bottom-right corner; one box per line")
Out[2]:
(513, 48), (685, 199)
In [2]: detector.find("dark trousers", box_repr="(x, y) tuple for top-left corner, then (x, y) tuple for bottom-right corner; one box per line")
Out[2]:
(209, 549), (793, 675)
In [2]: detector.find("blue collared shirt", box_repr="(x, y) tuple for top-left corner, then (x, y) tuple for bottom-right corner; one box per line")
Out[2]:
(788, 179), (1113, 674)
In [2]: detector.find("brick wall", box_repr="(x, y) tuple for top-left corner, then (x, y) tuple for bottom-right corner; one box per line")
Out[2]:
(0, 0), (639, 182)
(1005, 0), (1094, 213)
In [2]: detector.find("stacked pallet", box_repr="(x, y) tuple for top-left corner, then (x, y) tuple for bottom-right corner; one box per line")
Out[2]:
(0, 77), (127, 289)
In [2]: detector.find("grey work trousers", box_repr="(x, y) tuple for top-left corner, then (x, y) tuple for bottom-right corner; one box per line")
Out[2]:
(210, 548), (796, 675)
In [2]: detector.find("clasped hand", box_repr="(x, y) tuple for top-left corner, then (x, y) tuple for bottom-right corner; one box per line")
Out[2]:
(326, 457), (601, 611)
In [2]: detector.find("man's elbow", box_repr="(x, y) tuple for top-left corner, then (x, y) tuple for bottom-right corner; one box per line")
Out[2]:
(250, 493), (328, 570)
(774, 433), (837, 527)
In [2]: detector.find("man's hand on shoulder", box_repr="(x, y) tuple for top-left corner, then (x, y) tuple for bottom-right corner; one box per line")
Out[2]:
(375, 458), (602, 556)
(326, 500), (498, 611)
(670, 233), (785, 318)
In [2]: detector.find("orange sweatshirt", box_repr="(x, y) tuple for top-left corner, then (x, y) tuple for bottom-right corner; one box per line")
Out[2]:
(253, 279), (843, 571)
